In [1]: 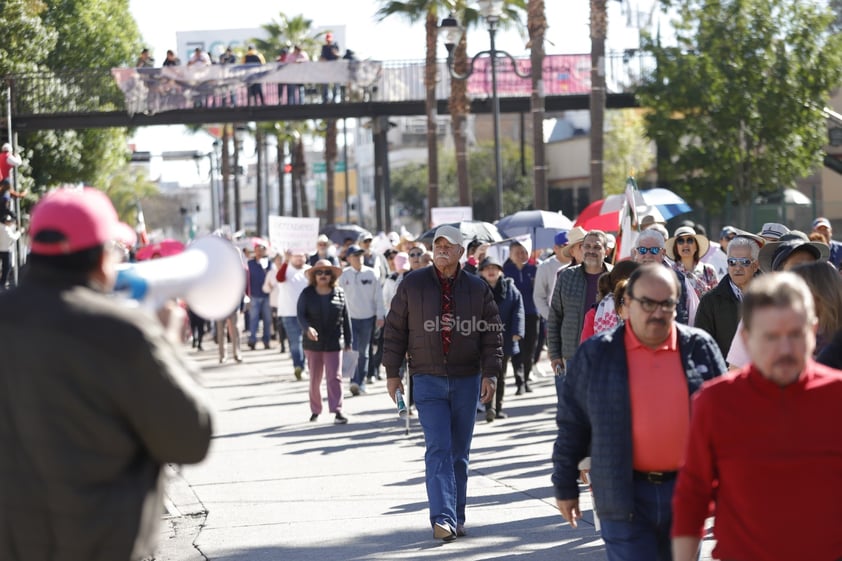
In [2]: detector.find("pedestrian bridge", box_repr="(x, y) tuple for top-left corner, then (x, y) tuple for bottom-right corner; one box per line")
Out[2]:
(1, 54), (646, 132)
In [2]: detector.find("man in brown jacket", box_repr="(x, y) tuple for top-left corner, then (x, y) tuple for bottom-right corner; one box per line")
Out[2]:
(383, 224), (503, 542)
(0, 188), (213, 561)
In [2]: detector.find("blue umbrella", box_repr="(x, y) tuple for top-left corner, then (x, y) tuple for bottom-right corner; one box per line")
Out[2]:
(640, 188), (692, 220)
(496, 210), (574, 249)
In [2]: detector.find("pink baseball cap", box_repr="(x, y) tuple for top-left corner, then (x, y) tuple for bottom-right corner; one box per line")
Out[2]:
(29, 187), (136, 255)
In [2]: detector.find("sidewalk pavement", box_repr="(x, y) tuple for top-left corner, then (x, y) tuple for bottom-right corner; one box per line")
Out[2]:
(154, 345), (714, 561)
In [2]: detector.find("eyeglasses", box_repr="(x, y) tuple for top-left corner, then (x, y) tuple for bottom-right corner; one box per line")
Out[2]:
(408, 251), (424, 258)
(635, 247), (662, 255)
(727, 257), (754, 267)
(629, 295), (677, 313)
(314, 270), (333, 277)
(676, 237), (696, 245)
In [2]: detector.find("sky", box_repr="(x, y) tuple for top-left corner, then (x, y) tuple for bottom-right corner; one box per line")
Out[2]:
(128, 1), (594, 65)
(127, 0), (658, 182)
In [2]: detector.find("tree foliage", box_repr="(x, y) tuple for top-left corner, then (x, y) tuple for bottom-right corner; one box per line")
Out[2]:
(390, 139), (533, 222)
(604, 109), (655, 195)
(638, 0), (842, 212)
(3, 0), (142, 195)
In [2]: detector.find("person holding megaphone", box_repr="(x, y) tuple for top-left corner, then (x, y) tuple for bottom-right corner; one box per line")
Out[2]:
(0, 187), (213, 561)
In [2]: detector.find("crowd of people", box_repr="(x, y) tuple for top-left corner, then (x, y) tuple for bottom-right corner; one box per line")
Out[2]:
(2, 184), (842, 560)
(135, 32), (358, 107)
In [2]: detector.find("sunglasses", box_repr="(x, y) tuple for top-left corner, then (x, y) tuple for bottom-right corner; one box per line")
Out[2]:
(676, 237), (696, 245)
(314, 270), (333, 277)
(408, 251), (424, 258)
(727, 257), (754, 267)
(635, 247), (662, 255)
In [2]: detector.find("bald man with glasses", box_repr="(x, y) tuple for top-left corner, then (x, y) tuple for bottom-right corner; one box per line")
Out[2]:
(552, 264), (725, 561)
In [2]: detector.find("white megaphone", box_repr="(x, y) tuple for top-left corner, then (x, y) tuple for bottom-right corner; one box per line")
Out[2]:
(115, 235), (246, 320)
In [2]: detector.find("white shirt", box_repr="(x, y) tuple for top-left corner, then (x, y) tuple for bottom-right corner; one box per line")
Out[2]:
(271, 263), (311, 317)
(534, 257), (568, 320)
(0, 223), (20, 252)
(339, 265), (385, 320)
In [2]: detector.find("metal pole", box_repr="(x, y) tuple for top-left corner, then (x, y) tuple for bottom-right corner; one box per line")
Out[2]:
(488, 22), (504, 220)
(343, 118), (350, 223)
(6, 82), (21, 287)
(208, 152), (219, 231)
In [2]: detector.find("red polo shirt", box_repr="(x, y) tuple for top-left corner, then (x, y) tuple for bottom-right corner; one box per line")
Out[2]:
(625, 322), (690, 471)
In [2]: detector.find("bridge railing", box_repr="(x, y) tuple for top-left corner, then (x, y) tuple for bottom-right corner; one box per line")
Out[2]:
(2, 53), (655, 119)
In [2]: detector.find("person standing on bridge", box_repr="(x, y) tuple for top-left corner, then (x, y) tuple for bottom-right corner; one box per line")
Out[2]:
(243, 45), (266, 106)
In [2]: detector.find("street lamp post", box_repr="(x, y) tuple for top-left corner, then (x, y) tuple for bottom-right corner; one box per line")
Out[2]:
(440, 0), (531, 220)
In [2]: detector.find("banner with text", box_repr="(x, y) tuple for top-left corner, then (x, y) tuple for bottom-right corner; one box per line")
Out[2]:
(269, 216), (321, 254)
(431, 206), (473, 228)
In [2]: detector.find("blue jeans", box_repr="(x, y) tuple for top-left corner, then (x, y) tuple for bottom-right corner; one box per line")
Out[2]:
(599, 478), (676, 561)
(281, 316), (305, 368)
(413, 373), (481, 530)
(351, 316), (374, 385)
(248, 296), (272, 345)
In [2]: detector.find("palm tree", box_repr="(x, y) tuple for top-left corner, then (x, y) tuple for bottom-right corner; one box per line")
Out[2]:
(253, 13), (331, 220)
(253, 13), (322, 63)
(527, 0), (547, 209)
(590, 0), (607, 203)
(448, 0), (527, 211)
(324, 119), (339, 224)
(377, 0), (448, 227)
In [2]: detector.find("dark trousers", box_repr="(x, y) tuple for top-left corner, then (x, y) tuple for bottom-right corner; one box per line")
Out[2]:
(248, 84), (264, 106)
(367, 325), (384, 380)
(0, 251), (10, 287)
(485, 354), (512, 414)
(513, 314), (540, 386)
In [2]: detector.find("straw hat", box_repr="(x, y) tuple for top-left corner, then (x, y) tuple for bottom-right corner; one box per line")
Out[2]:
(561, 226), (588, 259)
(665, 226), (710, 259)
(305, 259), (343, 281)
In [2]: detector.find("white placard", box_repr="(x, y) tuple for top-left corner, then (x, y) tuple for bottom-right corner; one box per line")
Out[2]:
(431, 206), (473, 227)
(269, 216), (320, 254)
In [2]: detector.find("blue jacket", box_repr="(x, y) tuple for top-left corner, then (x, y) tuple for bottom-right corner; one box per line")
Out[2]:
(486, 276), (525, 357)
(551, 322), (726, 521)
(503, 260), (538, 316)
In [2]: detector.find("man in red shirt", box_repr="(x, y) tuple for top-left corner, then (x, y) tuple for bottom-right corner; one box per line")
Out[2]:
(672, 272), (842, 561)
(553, 264), (725, 560)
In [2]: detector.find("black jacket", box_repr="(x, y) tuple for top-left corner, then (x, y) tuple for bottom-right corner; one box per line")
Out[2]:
(297, 285), (352, 352)
(694, 274), (741, 357)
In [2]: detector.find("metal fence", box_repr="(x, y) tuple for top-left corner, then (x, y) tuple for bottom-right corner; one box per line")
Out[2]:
(2, 52), (655, 119)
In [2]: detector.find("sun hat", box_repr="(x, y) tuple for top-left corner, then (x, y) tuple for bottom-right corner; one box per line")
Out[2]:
(757, 232), (829, 273)
(665, 226), (710, 259)
(29, 187), (136, 255)
(758, 222), (790, 241)
(305, 258), (342, 281)
(561, 226), (588, 259)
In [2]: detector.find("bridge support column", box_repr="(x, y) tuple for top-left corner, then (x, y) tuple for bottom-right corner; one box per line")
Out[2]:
(373, 116), (392, 232)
